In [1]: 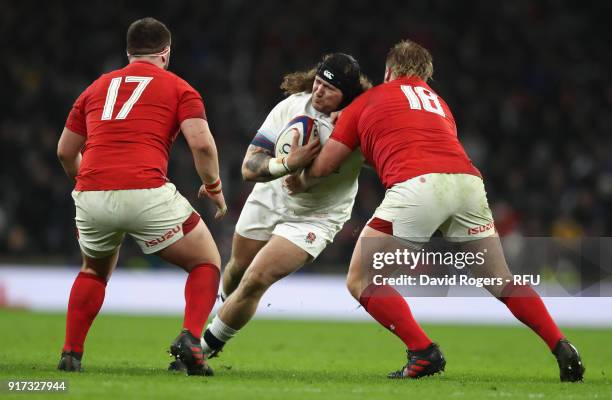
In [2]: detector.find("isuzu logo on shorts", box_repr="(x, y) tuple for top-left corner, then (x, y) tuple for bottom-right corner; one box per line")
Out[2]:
(145, 225), (181, 247)
(467, 222), (495, 235)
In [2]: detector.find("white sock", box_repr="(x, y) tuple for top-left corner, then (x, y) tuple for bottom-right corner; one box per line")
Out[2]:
(201, 315), (238, 353)
(210, 315), (238, 342)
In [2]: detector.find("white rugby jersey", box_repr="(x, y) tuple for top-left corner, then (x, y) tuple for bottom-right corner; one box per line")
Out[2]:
(250, 92), (363, 217)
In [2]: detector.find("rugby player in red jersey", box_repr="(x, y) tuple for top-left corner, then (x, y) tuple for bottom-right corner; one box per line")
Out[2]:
(289, 40), (584, 382)
(56, 18), (226, 375)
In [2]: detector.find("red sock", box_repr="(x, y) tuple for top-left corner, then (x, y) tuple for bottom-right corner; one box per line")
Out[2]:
(63, 272), (107, 354)
(499, 284), (564, 350)
(183, 263), (220, 338)
(359, 284), (432, 351)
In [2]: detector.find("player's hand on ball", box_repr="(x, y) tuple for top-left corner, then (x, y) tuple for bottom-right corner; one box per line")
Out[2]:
(286, 130), (321, 171)
(198, 184), (228, 219)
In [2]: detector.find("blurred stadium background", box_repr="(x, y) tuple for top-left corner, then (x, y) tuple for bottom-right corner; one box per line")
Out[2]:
(1, 0), (611, 322)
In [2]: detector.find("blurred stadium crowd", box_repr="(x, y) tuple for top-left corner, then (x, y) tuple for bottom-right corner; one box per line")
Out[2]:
(1, 1), (610, 269)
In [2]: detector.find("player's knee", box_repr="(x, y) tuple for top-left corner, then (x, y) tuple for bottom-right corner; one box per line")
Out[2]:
(189, 224), (221, 266)
(225, 257), (248, 281)
(209, 252), (222, 269)
(240, 269), (274, 298)
(231, 247), (258, 271)
(80, 266), (111, 281)
(195, 247), (221, 270)
(183, 255), (220, 272)
(346, 275), (362, 300)
(202, 240), (221, 267)
(490, 278), (513, 299)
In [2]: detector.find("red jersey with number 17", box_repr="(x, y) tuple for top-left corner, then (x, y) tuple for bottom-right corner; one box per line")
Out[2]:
(331, 76), (480, 189)
(65, 61), (206, 191)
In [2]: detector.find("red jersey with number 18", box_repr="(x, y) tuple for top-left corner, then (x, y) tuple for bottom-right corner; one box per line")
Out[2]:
(65, 60), (206, 191)
(330, 76), (480, 189)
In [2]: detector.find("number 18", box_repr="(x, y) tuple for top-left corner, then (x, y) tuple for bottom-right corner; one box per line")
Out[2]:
(401, 85), (446, 117)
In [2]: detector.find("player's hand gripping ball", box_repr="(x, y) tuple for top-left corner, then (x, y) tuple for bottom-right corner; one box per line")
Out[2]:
(274, 115), (320, 158)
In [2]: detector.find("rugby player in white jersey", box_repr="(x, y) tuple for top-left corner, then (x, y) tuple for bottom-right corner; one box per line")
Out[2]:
(200, 53), (371, 357)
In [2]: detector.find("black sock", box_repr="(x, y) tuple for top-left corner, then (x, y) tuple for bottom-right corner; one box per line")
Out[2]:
(203, 328), (225, 350)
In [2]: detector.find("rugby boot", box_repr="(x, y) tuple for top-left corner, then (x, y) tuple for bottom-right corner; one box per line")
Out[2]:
(57, 351), (82, 372)
(388, 342), (446, 379)
(553, 339), (585, 382)
(169, 329), (213, 376)
(168, 358), (186, 372)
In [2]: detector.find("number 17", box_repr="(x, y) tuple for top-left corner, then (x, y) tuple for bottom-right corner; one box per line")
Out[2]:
(101, 76), (152, 120)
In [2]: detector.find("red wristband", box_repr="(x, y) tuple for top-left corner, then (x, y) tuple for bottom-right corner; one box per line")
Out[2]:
(205, 178), (222, 194)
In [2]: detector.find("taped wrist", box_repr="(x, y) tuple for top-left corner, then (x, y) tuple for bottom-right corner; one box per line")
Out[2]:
(268, 157), (291, 177)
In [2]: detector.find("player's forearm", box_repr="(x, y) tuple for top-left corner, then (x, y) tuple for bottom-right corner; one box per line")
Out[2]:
(192, 146), (220, 184)
(241, 143), (284, 182)
(306, 160), (333, 179)
(242, 152), (277, 182)
(181, 119), (221, 184)
(306, 139), (349, 178)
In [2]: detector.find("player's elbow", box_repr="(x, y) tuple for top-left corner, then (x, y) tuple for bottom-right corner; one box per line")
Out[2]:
(185, 126), (216, 155)
(240, 159), (251, 181)
(56, 148), (66, 162)
(241, 165), (251, 181)
(189, 138), (214, 155)
(241, 163), (257, 182)
(56, 146), (74, 163)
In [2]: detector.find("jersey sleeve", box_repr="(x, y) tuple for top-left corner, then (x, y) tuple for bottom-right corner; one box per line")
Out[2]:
(65, 88), (89, 136)
(176, 78), (206, 123)
(250, 96), (292, 152)
(330, 95), (365, 150)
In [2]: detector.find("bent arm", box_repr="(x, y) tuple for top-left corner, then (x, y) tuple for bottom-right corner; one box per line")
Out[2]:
(181, 118), (220, 184)
(241, 144), (276, 182)
(57, 128), (86, 179)
(306, 138), (352, 179)
(289, 138), (353, 193)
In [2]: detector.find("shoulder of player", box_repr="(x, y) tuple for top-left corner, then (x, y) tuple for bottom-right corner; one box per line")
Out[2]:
(77, 71), (112, 102)
(153, 68), (195, 89)
(383, 76), (435, 93)
(282, 91), (310, 106)
(269, 91), (310, 116)
(126, 63), (199, 91)
(162, 68), (186, 83)
(356, 78), (418, 103)
(340, 86), (372, 115)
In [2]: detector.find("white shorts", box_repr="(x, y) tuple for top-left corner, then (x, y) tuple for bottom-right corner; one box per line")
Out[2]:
(370, 173), (496, 242)
(72, 183), (198, 258)
(235, 188), (346, 259)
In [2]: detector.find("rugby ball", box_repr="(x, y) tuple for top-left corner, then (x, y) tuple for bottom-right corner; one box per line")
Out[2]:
(275, 115), (319, 157)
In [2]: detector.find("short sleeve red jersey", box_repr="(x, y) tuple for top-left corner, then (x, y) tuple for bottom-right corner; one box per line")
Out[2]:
(65, 61), (206, 191)
(331, 76), (480, 189)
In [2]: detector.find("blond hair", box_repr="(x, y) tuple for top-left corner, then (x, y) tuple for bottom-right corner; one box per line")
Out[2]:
(386, 40), (433, 81)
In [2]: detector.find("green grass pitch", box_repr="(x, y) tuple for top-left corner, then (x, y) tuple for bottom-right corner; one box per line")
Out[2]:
(0, 310), (610, 399)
